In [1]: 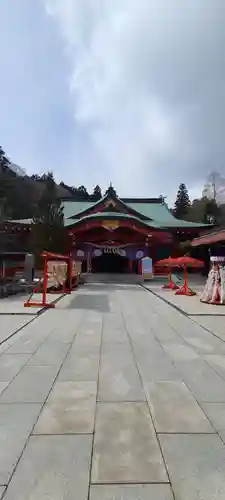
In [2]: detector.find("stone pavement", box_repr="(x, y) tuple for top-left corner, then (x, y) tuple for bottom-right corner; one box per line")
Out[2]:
(1, 284), (225, 498)
(145, 281), (225, 316)
(0, 293), (64, 348)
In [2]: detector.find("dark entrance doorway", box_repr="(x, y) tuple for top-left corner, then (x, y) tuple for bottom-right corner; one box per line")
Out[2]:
(92, 253), (128, 273)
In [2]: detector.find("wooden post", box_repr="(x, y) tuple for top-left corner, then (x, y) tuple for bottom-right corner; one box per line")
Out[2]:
(42, 255), (48, 306)
(128, 259), (132, 273)
(138, 259), (142, 275)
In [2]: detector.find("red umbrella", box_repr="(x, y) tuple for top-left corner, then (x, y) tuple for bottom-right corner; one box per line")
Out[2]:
(174, 256), (204, 296)
(155, 257), (180, 290)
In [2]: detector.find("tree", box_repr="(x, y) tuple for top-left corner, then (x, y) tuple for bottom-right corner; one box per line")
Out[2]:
(0, 146), (14, 220)
(33, 172), (66, 255)
(104, 183), (117, 198)
(187, 196), (221, 224)
(92, 185), (102, 201)
(77, 185), (89, 199)
(203, 198), (221, 224)
(173, 183), (191, 219)
(0, 146), (10, 171)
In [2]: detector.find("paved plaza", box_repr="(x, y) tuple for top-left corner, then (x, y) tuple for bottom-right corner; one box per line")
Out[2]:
(0, 283), (225, 498)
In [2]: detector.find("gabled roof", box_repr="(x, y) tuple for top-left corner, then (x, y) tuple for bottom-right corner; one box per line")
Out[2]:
(64, 211), (164, 229)
(62, 193), (208, 229)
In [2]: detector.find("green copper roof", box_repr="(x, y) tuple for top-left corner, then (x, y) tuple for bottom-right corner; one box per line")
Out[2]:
(62, 197), (208, 229)
(65, 211), (164, 229)
(126, 202), (175, 223)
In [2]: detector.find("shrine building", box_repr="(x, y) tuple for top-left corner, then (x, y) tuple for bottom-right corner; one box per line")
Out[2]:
(63, 187), (207, 274)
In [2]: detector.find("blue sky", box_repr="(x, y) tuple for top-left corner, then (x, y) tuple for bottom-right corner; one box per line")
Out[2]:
(0, 0), (224, 201)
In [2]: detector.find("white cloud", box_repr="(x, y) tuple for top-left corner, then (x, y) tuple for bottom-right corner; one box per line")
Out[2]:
(45, 0), (225, 200)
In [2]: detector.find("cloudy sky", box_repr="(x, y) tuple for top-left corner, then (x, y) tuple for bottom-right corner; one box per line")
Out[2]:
(0, 0), (224, 202)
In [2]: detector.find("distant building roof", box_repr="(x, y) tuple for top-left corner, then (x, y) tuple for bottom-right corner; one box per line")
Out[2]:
(192, 227), (225, 246)
(5, 218), (34, 225)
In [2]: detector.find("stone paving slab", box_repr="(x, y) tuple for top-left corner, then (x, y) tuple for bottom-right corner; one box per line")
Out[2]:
(74, 331), (102, 348)
(162, 343), (199, 361)
(101, 341), (132, 355)
(135, 352), (178, 382)
(34, 381), (97, 434)
(175, 358), (225, 402)
(0, 354), (31, 382)
(3, 435), (92, 500)
(6, 336), (46, 354)
(46, 323), (80, 343)
(90, 484), (174, 500)
(0, 403), (41, 485)
(102, 327), (128, 343)
(67, 292), (110, 312)
(98, 351), (144, 401)
(160, 434), (225, 500)
(92, 402), (168, 484)
(70, 341), (100, 355)
(58, 352), (100, 381)
(190, 316), (225, 341)
(0, 365), (57, 403)
(165, 315), (209, 340)
(0, 315), (33, 344)
(4, 316), (56, 354)
(145, 381), (214, 433)
(184, 335), (225, 354)
(0, 381), (9, 396)
(77, 320), (102, 336)
(218, 429), (225, 444)
(203, 354), (225, 379)
(27, 341), (70, 367)
(201, 403), (225, 431)
(153, 326), (184, 343)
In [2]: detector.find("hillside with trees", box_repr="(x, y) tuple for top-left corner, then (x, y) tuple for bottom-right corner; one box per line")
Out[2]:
(1, 143), (225, 242)
(0, 145), (103, 222)
(173, 182), (225, 226)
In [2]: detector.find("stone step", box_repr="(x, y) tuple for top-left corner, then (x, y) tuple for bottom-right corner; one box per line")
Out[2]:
(83, 273), (143, 284)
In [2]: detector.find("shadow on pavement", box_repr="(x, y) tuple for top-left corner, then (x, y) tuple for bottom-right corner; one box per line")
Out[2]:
(67, 294), (110, 312)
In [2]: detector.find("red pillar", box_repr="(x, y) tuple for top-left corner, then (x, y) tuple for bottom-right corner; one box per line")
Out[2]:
(42, 255), (48, 306)
(128, 259), (132, 273)
(138, 259), (142, 275)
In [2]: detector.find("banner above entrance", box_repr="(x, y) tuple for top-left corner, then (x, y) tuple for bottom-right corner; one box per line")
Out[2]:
(73, 245), (148, 260)
(92, 247), (127, 257)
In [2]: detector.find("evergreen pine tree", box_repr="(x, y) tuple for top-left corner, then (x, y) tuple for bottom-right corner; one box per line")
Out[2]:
(104, 183), (117, 197)
(0, 146), (13, 220)
(33, 172), (66, 255)
(174, 183), (191, 219)
(92, 185), (102, 201)
(34, 172), (63, 226)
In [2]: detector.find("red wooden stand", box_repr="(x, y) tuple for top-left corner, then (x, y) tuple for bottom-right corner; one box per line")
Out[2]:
(163, 269), (179, 290)
(24, 251), (73, 308)
(175, 265), (196, 296)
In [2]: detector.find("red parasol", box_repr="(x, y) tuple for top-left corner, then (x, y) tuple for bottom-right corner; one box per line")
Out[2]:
(174, 256), (204, 296)
(155, 257), (180, 290)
